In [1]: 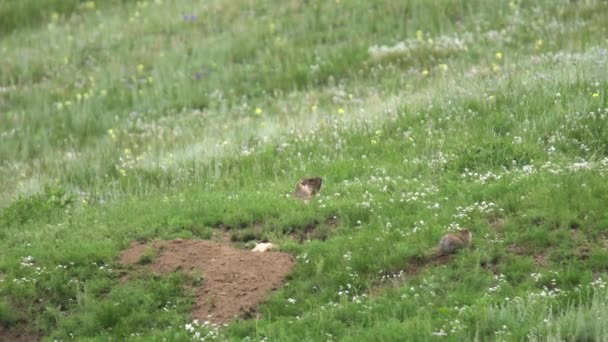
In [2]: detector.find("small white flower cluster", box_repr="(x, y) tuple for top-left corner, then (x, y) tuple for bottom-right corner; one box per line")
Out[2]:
(356, 190), (375, 210)
(452, 201), (503, 225)
(351, 293), (368, 304)
(430, 151), (449, 170)
(448, 319), (464, 334)
(487, 273), (508, 294)
(20, 255), (35, 267)
(411, 220), (426, 234)
(115, 148), (143, 177)
(494, 325), (511, 338)
(567, 160), (593, 172)
(13, 277), (37, 285)
(184, 320), (223, 341)
(93, 262), (113, 273)
(521, 164), (536, 175)
(528, 285), (563, 300)
(400, 190), (432, 203)
(33, 266), (47, 276)
(460, 169), (503, 184)
(380, 269), (405, 283)
(591, 277), (606, 289)
(162, 300), (176, 312)
(431, 329), (448, 337)
(530, 273), (543, 282)
(296, 252), (310, 264)
(368, 33), (471, 61)
(335, 283), (368, 305)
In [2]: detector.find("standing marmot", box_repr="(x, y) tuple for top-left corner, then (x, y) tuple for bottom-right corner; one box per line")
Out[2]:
(293, 177), (323, 201)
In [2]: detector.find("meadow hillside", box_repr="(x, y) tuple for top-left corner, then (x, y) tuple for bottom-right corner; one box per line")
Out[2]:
(1, 0), (608, 340)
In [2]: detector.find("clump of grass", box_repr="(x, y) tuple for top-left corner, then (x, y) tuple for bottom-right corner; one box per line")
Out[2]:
(137, 246), (156, 265)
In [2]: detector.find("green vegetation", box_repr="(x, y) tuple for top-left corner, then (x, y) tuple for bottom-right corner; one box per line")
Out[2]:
(2, 0), (608, 340)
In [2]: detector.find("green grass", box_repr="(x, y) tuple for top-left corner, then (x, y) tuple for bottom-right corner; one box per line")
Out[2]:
(2, 0), (608, 340)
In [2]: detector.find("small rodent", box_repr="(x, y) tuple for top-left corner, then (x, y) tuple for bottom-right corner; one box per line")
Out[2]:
(293, 177), (323, 201)
(439, 229), (472, 255)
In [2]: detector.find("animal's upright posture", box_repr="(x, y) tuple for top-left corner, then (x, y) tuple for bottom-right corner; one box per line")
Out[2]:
(293, 177), (323, 201)
(439, 229), (472, 255)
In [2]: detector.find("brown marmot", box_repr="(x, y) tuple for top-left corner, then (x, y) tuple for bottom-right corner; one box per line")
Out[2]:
(439, 229), (472, 255)
(293, 177), (323, 201)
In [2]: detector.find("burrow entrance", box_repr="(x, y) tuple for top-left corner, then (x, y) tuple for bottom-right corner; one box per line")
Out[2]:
(119, 239), (294, 324)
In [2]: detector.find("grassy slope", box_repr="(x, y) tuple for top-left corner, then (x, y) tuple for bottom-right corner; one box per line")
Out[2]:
(1, 0), (608, 340)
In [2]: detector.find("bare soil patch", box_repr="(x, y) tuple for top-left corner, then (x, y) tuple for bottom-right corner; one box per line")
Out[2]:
(119, 239), (294, 324)
(0, 326), (42, 342)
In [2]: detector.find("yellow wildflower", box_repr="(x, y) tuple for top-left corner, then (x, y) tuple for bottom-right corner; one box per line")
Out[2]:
(137, 64), (145, 73)
(338, 108), (345, 114)
(495, 52), (503, 60)
(255, 108), (262, 115)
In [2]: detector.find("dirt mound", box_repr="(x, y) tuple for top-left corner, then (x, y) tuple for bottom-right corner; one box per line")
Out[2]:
(119, 239), (294, 324)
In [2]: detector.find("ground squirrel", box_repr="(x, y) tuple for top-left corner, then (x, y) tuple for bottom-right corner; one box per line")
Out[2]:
(439, 229), (472, 255)
(293, 177), (323, 201)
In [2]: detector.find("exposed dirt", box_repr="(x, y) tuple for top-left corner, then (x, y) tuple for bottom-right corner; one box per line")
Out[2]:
(119, 239), (294, 324)
(506, 244), (528, 256)
(0, 326), (42, 342)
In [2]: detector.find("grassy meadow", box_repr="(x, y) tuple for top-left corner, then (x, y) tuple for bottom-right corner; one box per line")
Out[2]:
(2, 0), (608, 340)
